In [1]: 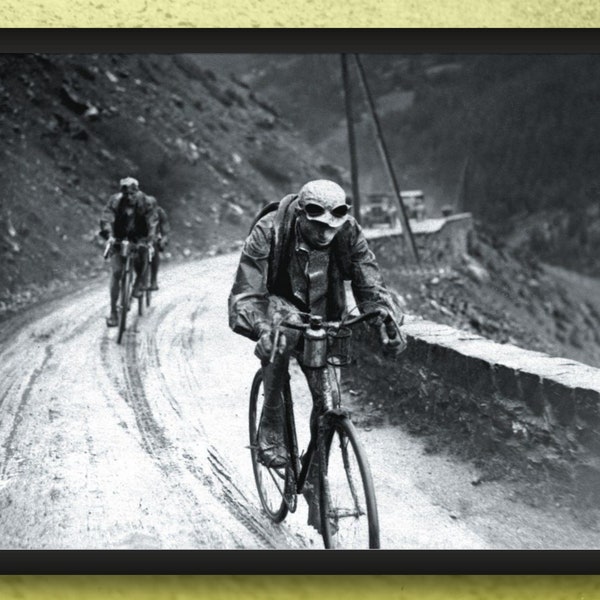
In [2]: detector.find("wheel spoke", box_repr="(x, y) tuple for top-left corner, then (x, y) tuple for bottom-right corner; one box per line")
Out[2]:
(339, 434), (364, 515)
(320, 420), (379, 549)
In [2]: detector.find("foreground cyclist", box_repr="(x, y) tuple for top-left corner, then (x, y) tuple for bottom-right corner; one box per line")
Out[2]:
(99, 177), (158, 327)
(228, 179), (406, 529)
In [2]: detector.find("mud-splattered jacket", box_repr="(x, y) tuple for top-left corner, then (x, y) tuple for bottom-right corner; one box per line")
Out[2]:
(228, 194), (397, 341)
(99, 191), (158, 243)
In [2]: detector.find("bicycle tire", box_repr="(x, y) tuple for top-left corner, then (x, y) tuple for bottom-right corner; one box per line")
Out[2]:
(146, 289), (151, 308)
(319, 416), (380, 549)
(248, 369), (292, 523)
(282, 373), (299, 514)
(138, 293), (144, 316)
(117, 268), (130, 345)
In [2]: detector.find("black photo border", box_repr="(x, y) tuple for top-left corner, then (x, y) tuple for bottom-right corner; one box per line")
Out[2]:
(1, 27), (600, 574)
(0, 28), (600, 53)
(0, 549), (600, 574)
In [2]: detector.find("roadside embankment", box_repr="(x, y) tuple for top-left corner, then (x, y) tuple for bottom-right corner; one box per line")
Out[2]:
(352, 218), (600, 510)
(351, 317), (600, 508)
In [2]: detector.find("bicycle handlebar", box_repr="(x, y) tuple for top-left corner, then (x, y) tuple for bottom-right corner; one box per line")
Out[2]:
(269, 309), (402, 365)
(279, 309), (383, 332)
(103, 239), (154, 260)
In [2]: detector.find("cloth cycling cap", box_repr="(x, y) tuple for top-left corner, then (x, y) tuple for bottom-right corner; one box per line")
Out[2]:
(298, 180), (349, 228)
(120, 177), (139, 189)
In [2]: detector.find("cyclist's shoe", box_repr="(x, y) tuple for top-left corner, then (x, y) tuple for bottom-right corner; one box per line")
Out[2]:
(106, 312), (118, 327)
(303, 480), (322, 533)
(131, 283), (142, 299)
(257, 404), (288, 467)
(257, 429), (288, 469)
(149, 280), (159, 291)
(303, 470), (339, 536)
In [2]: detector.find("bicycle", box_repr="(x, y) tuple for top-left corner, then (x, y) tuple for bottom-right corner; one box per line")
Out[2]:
(249, 309), (390, 549)
(104, 239), (152, 344)
(142, 244), (154, 312)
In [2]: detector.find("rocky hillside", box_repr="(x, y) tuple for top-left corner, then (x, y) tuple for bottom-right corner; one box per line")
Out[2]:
(0, 54), (342, 317)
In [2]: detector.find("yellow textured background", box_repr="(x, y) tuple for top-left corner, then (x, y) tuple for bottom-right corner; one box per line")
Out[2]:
(0, 576), (597, 598)
(0, 0), (599, 26)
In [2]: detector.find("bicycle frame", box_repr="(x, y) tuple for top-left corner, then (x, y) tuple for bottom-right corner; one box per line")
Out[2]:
(281, 313), (379, 522)
(286, 367), (342, 496)
(116, 242), (135, 344)
(113, 240), (149, 342)
(122, 247), (135, 302)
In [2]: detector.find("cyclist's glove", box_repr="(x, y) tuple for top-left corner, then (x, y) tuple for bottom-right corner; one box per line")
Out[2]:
(254, 322), (287, 362)
(254, 322), (272, 361)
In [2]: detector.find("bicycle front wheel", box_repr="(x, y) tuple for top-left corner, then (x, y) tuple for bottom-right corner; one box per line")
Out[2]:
(319, 417), (380, 549)
(117, 270), (130, 345)
(249, 369), (292, 523)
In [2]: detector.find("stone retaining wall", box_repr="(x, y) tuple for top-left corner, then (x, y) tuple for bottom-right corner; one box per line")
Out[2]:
(365, 213), (473, 270)
(351, 317), (600, 505)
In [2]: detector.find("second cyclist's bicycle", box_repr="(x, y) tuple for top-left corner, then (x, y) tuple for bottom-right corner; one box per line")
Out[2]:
(104, 239), (153, 344)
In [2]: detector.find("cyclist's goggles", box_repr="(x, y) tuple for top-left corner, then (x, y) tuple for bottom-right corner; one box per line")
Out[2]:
(303, 202), (350, 227)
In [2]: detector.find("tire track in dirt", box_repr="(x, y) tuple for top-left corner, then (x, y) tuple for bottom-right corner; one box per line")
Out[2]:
(0, 344), (53, 478)
(205, 447), (286, 549)
(122, 326), (171, 454)
(143, 299), (293, 549)
(60, 308), (105, 344)
(0, 372), (20, 410)
(98, 331), (129, 399)
(96, 297), (278, 548)
(98, 308), (229, 548)
(156, 288), (304, 547)
(144, 301), (182, 418)
(98, 301), (183, 456)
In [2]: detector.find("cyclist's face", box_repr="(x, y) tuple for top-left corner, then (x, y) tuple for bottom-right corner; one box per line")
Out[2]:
(298, 212), (341, 248)
(121, 184), (138, 198)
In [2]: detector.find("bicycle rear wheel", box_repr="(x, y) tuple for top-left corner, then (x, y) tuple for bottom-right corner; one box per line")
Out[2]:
(138, 294), (144, 316)
(117, 270), (131, 345)
(146, 289), (151, 308)
(249, 369), (294, 523)
(319, 417), (380, 549)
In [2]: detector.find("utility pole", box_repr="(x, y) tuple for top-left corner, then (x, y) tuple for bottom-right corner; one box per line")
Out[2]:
(455, 155), (470, 213)
(341, 53), (362, 225)
(353, 53), (420, 266)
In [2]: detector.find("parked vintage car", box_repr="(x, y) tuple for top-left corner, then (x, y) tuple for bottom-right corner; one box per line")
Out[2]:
(361, 190), (426, 227)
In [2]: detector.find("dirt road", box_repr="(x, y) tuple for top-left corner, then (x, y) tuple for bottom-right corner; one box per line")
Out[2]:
(0, 254), (598, 549)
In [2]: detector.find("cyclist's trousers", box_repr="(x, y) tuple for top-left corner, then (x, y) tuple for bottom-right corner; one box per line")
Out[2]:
(260, 296), (340, 439)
